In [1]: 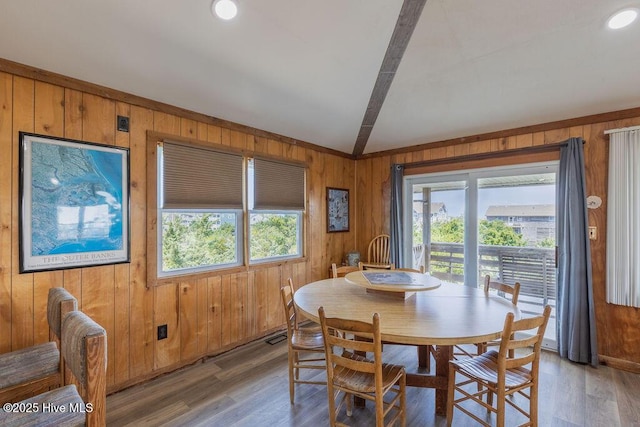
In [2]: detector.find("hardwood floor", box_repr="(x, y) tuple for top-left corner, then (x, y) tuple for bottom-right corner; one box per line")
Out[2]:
(107, 332), (640, 426)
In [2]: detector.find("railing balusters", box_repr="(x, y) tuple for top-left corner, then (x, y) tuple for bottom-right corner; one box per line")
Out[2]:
(413, 242), (556, 313)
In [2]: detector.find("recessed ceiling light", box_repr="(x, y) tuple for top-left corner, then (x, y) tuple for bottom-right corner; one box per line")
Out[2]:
(607, 8), (638, 29)
(212, 0), (238, 21)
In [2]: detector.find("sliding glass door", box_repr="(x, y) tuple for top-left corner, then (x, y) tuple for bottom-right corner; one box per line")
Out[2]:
(404, 162), (558, 348)
(408, 177), (468, 285)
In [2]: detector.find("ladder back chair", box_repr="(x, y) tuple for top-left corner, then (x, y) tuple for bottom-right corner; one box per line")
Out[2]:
(479, 275), (521, 356)
(360, 234), (394, 270)
(395, 267), (425, 273)
(331, 263), (359, 278)
(280, 278), (326, 404)
(454, 275), (521, 359)
(0, 287), (77, 404)
(318, 306), (406, 427)
(446, 305), (551, 427)
(0, 310), (107, 427)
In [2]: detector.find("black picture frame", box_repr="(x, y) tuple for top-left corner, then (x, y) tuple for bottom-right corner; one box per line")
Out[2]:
(326, 187), (349, 233)
(19, 132), (130, 273)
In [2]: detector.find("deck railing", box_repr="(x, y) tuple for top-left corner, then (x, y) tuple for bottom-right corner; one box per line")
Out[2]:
(414, 242), (556, 308)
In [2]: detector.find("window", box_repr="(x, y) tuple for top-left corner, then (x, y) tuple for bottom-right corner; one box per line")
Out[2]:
(248, 158), (304, 263)
(161, 211), (241, 274)
(158, 141), (244, 276)
(155, 140), (305, 277)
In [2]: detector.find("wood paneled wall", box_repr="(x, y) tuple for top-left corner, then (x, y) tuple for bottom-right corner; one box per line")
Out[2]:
(355, 119), (640, 371)
(1, 60), (639, 396)
(0, 70), (356, 393)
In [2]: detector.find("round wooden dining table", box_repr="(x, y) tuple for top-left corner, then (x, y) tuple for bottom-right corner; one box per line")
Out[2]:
(294, 276), (520, 417)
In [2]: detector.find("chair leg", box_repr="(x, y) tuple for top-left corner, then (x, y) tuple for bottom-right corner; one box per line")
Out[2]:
(327, 385), (337, 427)
(530, 382), (539, 426)
(375, 389), (384, 427)
(400, 374), (407, 427)
(288, 349), (295, 404)
(497, 387), (506, 427)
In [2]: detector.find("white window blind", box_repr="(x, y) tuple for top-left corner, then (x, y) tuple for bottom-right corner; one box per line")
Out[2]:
(253, 158), (305, 210)
(161, 141), (243, 209)
(606, 128), (640, 307)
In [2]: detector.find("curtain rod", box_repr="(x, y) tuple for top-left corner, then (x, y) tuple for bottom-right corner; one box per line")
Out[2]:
(604, 125), (640, 135)
(402, 138), (583, 170)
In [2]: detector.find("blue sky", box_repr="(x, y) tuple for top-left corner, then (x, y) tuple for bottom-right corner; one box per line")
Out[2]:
(432, 185), (556, 218)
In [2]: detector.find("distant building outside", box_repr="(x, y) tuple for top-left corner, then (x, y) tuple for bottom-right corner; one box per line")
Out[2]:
(485, 204), (555, 245)
(413, 201), (448, 222)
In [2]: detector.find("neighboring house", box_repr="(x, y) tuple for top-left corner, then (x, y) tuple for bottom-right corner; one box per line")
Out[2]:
(413, 201), (448, 222)
(485, 204), (555, 244)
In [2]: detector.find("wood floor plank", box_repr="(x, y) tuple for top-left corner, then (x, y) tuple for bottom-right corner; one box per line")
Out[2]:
(107, 334), (640, 427)
(613, 368), (640, 427)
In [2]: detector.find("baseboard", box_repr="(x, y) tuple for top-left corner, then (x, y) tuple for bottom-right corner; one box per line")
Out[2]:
(599, 355), (640, 374)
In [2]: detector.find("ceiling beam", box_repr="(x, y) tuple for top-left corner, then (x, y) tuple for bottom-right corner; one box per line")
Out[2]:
(352, 0), (429, 157)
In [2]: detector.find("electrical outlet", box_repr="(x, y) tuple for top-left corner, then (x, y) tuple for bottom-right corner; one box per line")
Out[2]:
(157, 324), (168, 340)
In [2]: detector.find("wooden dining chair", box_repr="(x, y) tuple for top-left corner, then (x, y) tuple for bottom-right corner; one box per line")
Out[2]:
(0, 287), (77, 404)
(454, 275), (521, 359)
(0, 310), (107, 427)
(479, 275), (521, 356)
(358, 261), (395, 271)
(395, 266), (425, 273)
(359, 234), (394, 269)
(318, 306), (406, 427)
(331, 263), (359, 278)
(446, 305), (551, 427)
(280, 279), (326, 404)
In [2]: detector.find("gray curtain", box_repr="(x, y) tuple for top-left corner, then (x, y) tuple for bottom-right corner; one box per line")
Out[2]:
(557, 137), (598, 366)
(390, 164), (404, 267)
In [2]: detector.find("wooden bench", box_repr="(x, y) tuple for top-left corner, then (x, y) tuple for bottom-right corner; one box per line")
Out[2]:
(0, 287), (77, 404)
(0, 311), (107, 426)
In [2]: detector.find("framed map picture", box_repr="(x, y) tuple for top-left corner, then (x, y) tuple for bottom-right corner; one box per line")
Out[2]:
(19, 132), (130, 273)
(326, 187), (349, 233)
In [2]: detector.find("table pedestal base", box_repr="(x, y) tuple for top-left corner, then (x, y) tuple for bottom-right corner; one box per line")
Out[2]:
(365, 288), (416, 299)
(353, 344), (452, 416)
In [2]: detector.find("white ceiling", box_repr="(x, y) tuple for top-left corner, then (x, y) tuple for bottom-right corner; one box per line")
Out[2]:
(1, 0), (639, 155)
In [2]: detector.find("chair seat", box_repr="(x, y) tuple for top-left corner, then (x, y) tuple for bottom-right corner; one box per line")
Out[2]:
(334, 352), (404, 394)
(0, 385), (84, 427)
(290, 327), (324, 351)
(0, 342), (59, 389)
(451, 350), (532, 389)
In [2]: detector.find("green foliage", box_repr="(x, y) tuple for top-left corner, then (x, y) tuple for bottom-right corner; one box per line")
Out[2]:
(537, 237), (556, 248)
(413, 220), (423, 245)
(431, 217), (464, 243)
(479, 219), (526, 246)
(424, 217), (526, 246)
(162, 213), (236, 271)
(162, 212), (300, 271)
(250, 214), (298, 259)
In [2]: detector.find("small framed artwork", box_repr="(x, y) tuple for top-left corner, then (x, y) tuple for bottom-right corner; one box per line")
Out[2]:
(19, 132), (130, 273)
(326, 187), (349, 233)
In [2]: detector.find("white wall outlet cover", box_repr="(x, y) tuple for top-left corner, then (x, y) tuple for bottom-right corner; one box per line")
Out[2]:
(587, 195), (602, 209)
